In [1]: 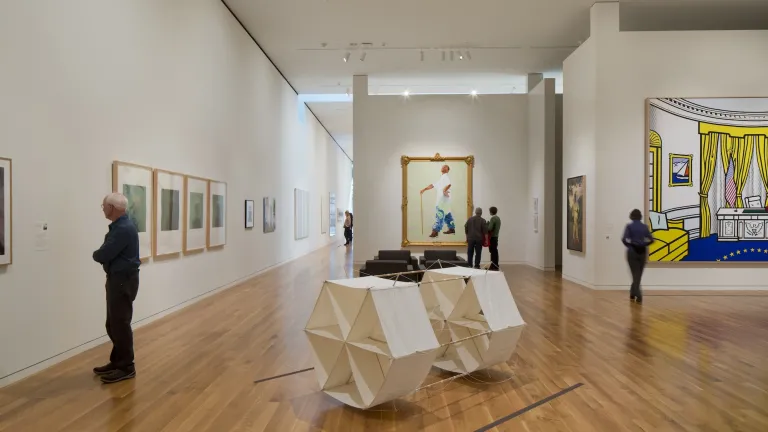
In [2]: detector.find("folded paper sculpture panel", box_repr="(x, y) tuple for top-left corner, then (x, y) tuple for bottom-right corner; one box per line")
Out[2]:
(421, 267), (525, 374)
(305, 276), (440, 409)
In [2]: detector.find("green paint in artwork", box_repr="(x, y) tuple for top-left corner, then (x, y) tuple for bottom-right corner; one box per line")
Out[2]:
(161, 188), (180, 231)
(212, 194), (225, 228)
(189, 192), (204, 229)
(123, 184), (147, 233)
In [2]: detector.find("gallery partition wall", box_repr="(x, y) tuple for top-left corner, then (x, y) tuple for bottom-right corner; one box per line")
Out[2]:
(0, 0), (352, 387)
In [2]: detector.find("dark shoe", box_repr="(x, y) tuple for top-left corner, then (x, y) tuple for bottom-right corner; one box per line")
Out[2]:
(429, 230), (439, 238)
(443, 229), (456, 235)
(630, 295), (636, 301)
(100, 369), (136, 384)
(93, 363), (117, 376)
(635, 297), (643, 305)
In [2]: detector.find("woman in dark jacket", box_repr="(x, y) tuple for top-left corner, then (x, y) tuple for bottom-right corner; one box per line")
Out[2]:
(622, 209), (653, 304)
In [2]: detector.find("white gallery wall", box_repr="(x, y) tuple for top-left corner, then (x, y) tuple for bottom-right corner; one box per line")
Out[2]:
(0, 0), (352, 386)
(563, 2), (768, 289)
(352, 75), (529, 264)
(526, 79), (557, 271)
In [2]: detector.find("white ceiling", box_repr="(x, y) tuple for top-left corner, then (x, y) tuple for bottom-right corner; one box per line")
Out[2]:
(223, 0), (768, 159)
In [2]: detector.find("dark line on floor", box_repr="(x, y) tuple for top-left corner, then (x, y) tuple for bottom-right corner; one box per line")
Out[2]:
(254, 367), (314, 384)
(645, 294), (768, 297)
(474, 383), (584, 432)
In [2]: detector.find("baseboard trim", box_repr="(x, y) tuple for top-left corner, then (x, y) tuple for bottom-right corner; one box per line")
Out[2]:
(561, 274), (596, 290)
(0, 241), (337, 388)
(525, 262), (556, 272)
(595, 284), (768, 291)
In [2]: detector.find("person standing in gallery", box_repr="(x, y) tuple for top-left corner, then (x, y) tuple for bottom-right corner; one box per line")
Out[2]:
(622, 209), (653, 304)
(420, 164), (454, 238)
(92, 193), (141, 383)
(465, 207), (488, 269)
(343, 210), (353, 246)
(487, 206), (502, 270)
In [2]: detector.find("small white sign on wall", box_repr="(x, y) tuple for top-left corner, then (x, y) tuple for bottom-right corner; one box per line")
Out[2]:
(34, 222), (50, 251)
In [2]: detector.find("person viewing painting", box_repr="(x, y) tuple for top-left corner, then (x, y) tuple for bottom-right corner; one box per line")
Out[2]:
(465, 207), (488, 269)
(420, 164), (455, 238)
(487, 206), (501, 270)
(343, 210), (353, 246)
(622, 209), (653, 304)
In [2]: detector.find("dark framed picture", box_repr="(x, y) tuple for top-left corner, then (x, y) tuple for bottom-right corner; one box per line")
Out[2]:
(245, 200), (254, 229)
(567, 175), (585, 252)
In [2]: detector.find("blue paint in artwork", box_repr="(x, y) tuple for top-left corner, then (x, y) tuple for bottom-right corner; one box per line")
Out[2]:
(683, 235), (768, 261)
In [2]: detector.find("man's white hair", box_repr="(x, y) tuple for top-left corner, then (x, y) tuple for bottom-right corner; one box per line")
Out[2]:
(105, 193), (128, 211)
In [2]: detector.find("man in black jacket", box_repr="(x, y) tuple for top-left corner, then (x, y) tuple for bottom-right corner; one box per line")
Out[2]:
(92, 193), (141, 384)
(465, 207), (488, 269)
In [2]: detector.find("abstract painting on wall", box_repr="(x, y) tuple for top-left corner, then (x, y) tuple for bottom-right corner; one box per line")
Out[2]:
(245, 200), (254, 229)
(295, 188), (310, 240)
(329, 192), (336, 237)
(153, 169), (184, 257)
(208, 180), (227, 248)
(263, 197), (276, 233)
(184, 175), (208, 253)
(0, 157), (11, 266)
(566, 175), (585, 252)
(401, 153), (474, 247)
(113, 161), (153, 260)
(647, 97), (768, 262)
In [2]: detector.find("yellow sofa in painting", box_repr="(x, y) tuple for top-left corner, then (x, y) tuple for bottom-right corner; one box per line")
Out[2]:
(649, 219), (689, 262)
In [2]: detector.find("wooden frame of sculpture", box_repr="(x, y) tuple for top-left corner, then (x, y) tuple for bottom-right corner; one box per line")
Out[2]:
(0, 157), (12, 266)
(401, 153), (474, 247)
(153, 169), (184, 258)
(113, 161), (153, 260)
(183, 175), (209, 254)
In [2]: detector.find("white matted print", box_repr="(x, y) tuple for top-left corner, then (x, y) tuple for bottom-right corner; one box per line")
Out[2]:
(113, 161), (153, 260)
(0, 157), (12, 266)
(263, 197), (276, 233)
(208, 180), (227, 248)
(329, 193), (336, 237)
(184, 176), (208, 253)
(153, 169), (184, 257)
(295, 188), (310, 240)
(245, 200), (255, 229)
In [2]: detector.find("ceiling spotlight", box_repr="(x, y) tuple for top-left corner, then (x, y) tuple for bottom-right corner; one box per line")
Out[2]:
(450, 51), (454, 61)
(403, 90), (410, 97)
(420, 50), (424, 61)
(466, 51), (472, 60)
(458, 51), (464, 60)
(471, 90), (477, 96)
(360, 52), (366, 61)
(343, 52), (350, 62)
(442, 51), (446, 61)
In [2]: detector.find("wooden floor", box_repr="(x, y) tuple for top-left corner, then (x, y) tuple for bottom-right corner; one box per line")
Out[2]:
(2, 245), (768, 431)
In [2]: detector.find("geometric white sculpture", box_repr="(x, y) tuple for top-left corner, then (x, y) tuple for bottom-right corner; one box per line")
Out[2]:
(421, 267), (525, 374)
(304, 276), (440, 409)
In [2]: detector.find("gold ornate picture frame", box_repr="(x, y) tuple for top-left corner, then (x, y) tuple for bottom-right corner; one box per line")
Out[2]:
(401, 153), (474, 247)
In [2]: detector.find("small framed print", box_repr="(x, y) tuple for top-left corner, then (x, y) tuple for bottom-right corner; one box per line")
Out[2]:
(113, 161), (153, 260)
(208, 180), (227, 248)
(245, 200), (255, 229)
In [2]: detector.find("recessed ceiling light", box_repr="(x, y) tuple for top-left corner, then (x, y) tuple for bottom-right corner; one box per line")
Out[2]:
(471, 90), (477, 96)
(458, 51), (464, 60)
(343, 52), (350, 62)
(403, 90), (410, 97)
(360, 52), (366, 61)
(466, 51), (472, 60)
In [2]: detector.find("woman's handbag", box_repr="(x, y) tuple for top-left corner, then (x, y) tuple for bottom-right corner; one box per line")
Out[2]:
(483, 233), (491, 248)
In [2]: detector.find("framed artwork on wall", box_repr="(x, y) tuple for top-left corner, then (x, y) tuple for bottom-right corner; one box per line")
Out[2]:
(208, 180), (227, 248)
(245, 200), (254, 229)
(113, 161), (153, 260)
(646, 97), (768, 262)
(566, 175), (585, 252)
(263, 197), (276, 233)
(0, 157), (12, 266)
(183, 175), (208, 253)
(329, 192), (336, 237)
(153, 169), (184, 258)
(295, 188), (310, 240)
(401, 153), (474, 247)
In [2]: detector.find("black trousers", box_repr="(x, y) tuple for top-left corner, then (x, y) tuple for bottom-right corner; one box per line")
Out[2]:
(467, 240), (483, 268)
(105, 271), (140, 371)
(627, 248), (646, 298)
(344, 227), (352, 244)
(489, 236), (499, 270)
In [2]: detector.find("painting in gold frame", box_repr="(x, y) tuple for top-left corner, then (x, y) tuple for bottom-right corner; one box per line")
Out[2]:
(401, 153), (474, 247)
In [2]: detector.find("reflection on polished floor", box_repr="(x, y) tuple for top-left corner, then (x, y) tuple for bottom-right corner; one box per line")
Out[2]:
(1, 245), (768, 431)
